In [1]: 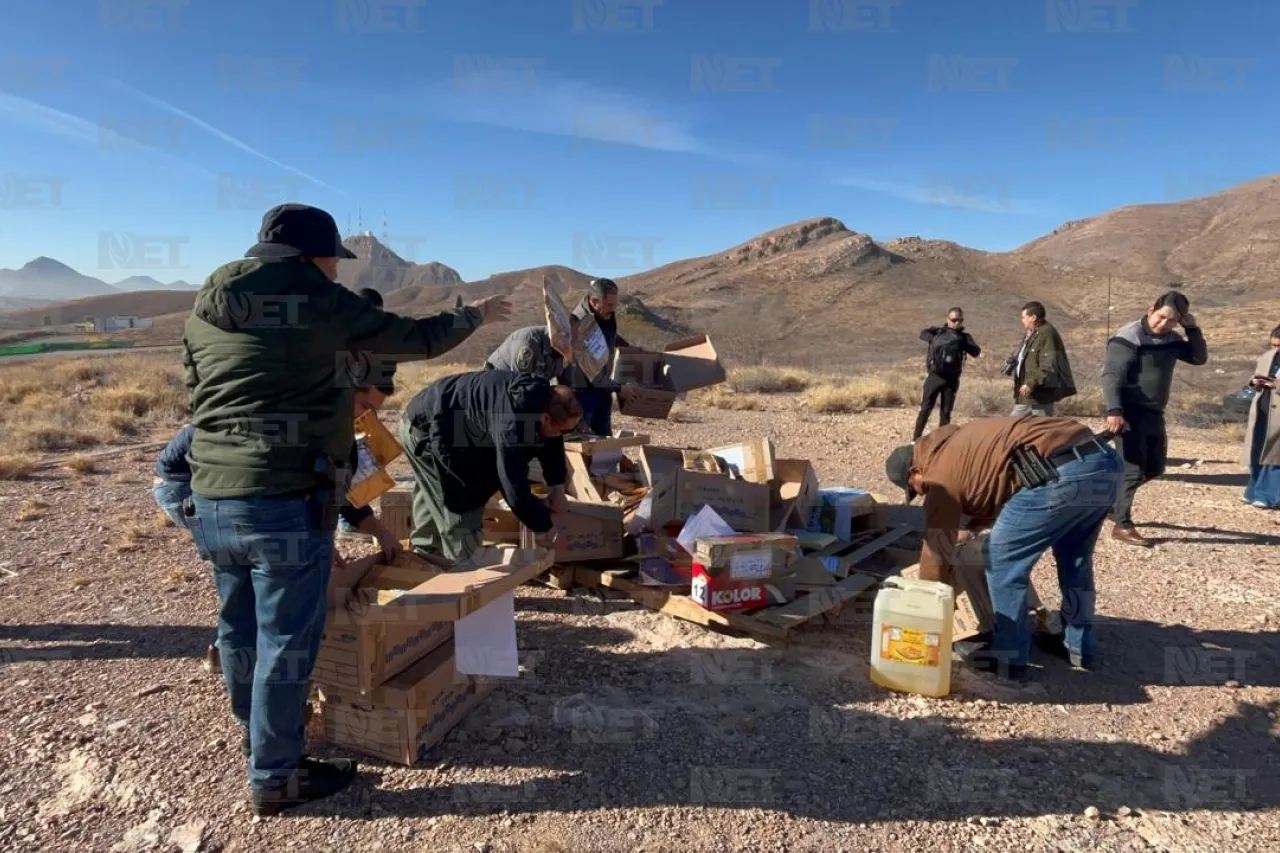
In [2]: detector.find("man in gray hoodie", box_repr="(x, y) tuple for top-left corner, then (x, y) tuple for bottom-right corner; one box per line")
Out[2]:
(1101, 291), (1208, 547)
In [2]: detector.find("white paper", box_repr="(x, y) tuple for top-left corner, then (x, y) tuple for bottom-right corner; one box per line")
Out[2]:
(729, 550), (772, 580)
(454, 592), (519, 678)
(676, 504), (735, 555)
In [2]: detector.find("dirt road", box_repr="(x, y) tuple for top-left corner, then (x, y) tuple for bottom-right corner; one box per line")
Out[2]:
(1, 403), (1277, 853)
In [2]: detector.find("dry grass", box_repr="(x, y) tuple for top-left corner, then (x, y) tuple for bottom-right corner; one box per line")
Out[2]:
(154, 510), (176, 529)
(803, 374), (913, 413)
(163, 566), (191, 585)
(666, 401), (703, 423)
(0, 354), (188, 464)
(69, 577), (92, 590)
(16, 499), (49, 522)
(63, 455), (101, 475)
(728, 365), (824, 394)
(384, 361), (470, 405)
(114, 524), (150, 553)
(695, 385), (766, 412)
(0, 453), (38, 481)
(1220, 421), (1249, 443)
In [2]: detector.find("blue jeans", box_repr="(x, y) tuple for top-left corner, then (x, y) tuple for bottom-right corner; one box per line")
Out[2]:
(1244, 406), (1280, 506)
(152, 479), (191, 528)
(187, 495), (334, 791)
(574, 387), (614, 437)
(983, 445), (1123, 670)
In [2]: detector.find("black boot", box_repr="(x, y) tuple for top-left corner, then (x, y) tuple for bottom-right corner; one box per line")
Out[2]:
(251, 757), (358, 817)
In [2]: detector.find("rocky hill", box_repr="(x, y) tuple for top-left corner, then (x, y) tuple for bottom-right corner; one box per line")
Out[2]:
(337, 235), (464, 294)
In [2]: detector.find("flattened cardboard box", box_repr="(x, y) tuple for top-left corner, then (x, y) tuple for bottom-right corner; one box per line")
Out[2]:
(347, 410), (404, 509)
(519, 498), (625, 562)
(619, 385), (677, 420)
(319, 640), (497, 766)
(770, 459), (819, 532)
(313, 547), (552, 695)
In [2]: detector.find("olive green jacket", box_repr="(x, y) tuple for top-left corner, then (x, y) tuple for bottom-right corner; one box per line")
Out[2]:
(1014, 322), (1076, 405)
(183, 258), (481, 498)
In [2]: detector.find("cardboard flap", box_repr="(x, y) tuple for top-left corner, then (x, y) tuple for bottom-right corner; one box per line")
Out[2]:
(563, 498), (626, 521)
(354, 410), (402, 467)
(565, 433), (650, 455)
(638, 446), (684, 488)
(661, 335), (726, 392)
(543, 282), (575, 360)
(353, 547), (552, 623)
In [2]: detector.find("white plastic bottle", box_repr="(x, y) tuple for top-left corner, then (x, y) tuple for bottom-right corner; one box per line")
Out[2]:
(870, 576), (955, 697)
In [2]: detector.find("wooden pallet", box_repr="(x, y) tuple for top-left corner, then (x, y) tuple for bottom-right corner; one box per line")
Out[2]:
(565, 525), (917, 643)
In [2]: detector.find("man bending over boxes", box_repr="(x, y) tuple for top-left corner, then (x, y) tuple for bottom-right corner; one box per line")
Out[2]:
(885, 416), (1123, 685)
(398, 369), (583, 561)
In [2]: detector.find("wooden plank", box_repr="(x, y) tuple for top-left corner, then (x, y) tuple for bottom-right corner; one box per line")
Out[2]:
(840, 526), (914, 569)
(751, 571), (882, 631)
(575, 567), (789, 641)
(538, 565), (577, 590)
(565, 434), (650, 455)
(37, 441), (167, 469)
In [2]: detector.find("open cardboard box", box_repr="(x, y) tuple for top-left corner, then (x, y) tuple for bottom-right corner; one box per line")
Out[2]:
(519, 498), (625, 561)
(770, 459), (820, 532)
(640, 446), (771, 533)
(313, 546), (552, 695)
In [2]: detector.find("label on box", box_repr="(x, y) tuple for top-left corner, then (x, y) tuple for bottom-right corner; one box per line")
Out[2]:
(691, 564), (767, 612)
(729, 550), (772, 580)
(879, 625), (942, 668)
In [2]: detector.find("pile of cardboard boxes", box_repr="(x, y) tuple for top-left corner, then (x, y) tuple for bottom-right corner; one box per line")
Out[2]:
(311, 546), (553, 765)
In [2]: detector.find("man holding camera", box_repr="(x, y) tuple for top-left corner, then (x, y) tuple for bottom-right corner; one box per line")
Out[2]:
(1009, 301), (1075, 417)
(1101, 291), (1208, 547)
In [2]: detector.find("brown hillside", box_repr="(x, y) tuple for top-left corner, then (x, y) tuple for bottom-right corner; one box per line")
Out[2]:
(0, 290), (198, 331)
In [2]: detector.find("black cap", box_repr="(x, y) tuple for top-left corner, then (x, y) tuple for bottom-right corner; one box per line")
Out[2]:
(885, 444), (917, 502)
(244, 204), (357, 260)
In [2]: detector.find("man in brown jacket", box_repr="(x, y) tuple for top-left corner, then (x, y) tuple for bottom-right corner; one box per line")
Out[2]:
(885, 416), (1122, 682)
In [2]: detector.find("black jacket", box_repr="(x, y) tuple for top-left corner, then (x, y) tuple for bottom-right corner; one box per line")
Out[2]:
(400, 370), (567, 532)
(920, 326), (981, 375)
(561, 298), (630, 392)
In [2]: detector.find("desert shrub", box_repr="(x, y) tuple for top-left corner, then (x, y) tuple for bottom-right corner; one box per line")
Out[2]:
(728, 366), (822, 394)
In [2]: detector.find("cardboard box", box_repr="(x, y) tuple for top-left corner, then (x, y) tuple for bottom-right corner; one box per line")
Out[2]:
(639, 446), (771, 533)
(620, 385), (678, 420)
(542, 282), (574, 360)
(610, 347), (667, 386)
(690, 564), (796, 613)
(770, 459), (820, 532)
(519, 499), (625, 561)
(313, 547), (553, 695)
(319, 640), (496, 766)
(807, 488), (879, 541)
(482, 496), (519, 545)
(376, 483), (414, 542)
(652, 470), (771, 533)
(661, 336), (726, 392)
(347, 410), (404, 509)
(693, 533), (798, 581)
(708, 439), (777, 484)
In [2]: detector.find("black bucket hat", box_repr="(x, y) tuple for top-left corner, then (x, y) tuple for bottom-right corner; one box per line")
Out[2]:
(244, 203), (356, 260)
(885, 444), (918, 502)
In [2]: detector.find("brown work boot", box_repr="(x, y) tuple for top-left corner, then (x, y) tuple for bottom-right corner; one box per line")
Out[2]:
(203, 644), (221, 674)
(1111, 524), (1153, 548)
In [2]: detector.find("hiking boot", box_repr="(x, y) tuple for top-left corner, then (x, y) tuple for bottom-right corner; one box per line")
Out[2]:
(964, 650), (1029, 684)
(1111, 524), (1153, 548)
(203, 644), (221, 674)
(250, 757), (358, 817)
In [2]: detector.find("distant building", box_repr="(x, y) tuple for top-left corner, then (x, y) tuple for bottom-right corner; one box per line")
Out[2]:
(90, 315), (154, 333)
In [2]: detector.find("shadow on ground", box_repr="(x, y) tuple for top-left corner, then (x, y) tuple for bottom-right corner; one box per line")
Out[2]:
(319, 613), (1279, 825)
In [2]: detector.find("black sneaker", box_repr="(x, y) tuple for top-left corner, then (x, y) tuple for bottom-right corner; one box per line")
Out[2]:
(965, 650), (1030, 684)
(251, 757), (359, 817)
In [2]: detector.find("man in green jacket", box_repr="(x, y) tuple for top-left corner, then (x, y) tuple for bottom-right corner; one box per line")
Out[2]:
(182, 204), (509, 816)
(1011, 301), (1075, 417)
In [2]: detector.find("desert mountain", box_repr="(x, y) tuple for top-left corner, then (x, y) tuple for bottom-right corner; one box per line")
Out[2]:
(1015, 175), (1280, 296)
(337, 234), (463, 294)
(3, 175), (1277, 375)
(113, 275), (198, 292)
(0, 257), (121, 303)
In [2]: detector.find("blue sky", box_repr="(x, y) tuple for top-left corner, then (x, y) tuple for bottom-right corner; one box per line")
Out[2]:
(0, 0), (1276, 284)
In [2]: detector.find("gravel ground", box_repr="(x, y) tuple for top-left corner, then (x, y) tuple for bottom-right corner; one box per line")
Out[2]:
(1, 399), (1277, 853)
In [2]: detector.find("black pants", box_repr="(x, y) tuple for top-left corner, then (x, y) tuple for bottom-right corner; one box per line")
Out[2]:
(914, 374), (959, 439)
(1113, 408), (1167, 526)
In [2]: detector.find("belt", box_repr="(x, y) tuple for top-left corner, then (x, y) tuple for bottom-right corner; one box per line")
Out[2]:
(1046, 436), (1110, 469)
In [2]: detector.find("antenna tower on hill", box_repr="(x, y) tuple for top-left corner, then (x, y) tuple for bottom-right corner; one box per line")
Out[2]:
(382, 209), (389, 246)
